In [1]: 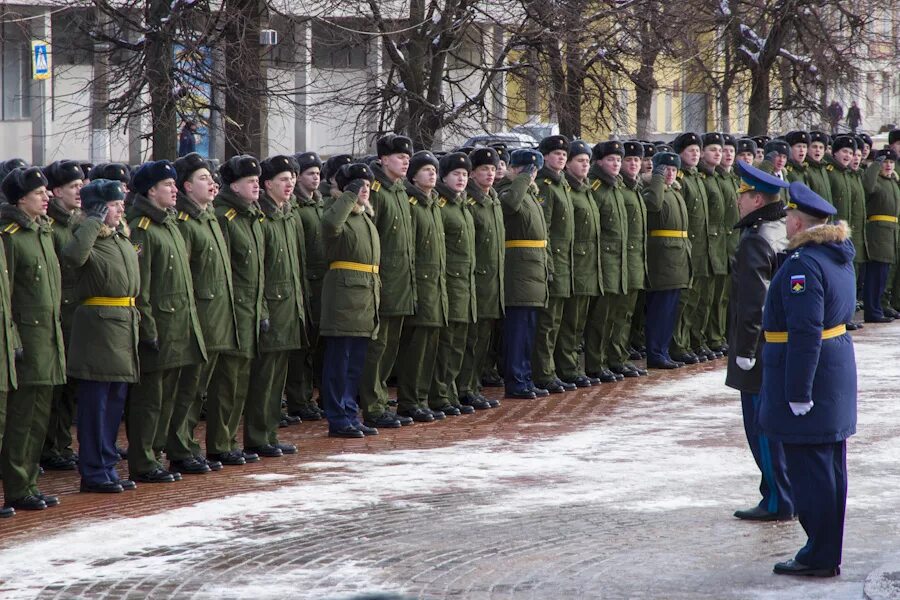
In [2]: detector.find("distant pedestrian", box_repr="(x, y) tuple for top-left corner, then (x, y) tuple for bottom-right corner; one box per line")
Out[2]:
(847, 102), (862, 133)
(826, 101), (843, 135)
(178, 121), (197, 158)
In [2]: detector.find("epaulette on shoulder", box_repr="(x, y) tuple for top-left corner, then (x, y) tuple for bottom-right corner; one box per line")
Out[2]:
(408, 196), (417, 206)
(137, 216), (151, 230)
(438, 197), (447, 208)
(544, 178), (552, 185)
(371, 180), (381, 192)
(826, 164), (834, 172)
(177, 211), (190, 221)
(259, 216), (266, 223)
(46, 217), (55, 225)
(785, 165), (793, 172)
(466, 198), (476, 206)
(591, 179), (602, 191)
(676, 171), (684, 179)
(225, 208), (237, 221)
(1, 223), (20, 235)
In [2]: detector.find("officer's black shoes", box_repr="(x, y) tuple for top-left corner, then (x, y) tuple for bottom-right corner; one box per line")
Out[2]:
(170, 457), (212, 475)
(628, 348), (643, 361)
(329, 426), (365, 438)
(505, 389), (536, 400)
(426, 408), (446, 420)
(131, 469), (176, 483)
(276, 443), (298, 454)
(481, 374), (504, 387)
(80, 480), (124, 494)
(355, 424), (379, 436)
(733, 505), (793, 521)
(433, 404), (461, 416)
(282, 413), (302, 424)
(114, 478), (137, 490)
(590, 369), (617, 383)
(397, 407), (435, 422)
(290, 406), (324, 421)
(116, 446), (128, 460)
(647, 360), (679, 370)
(556, 378), (577, 391)
(531, 385), (550, 397)
(203, 457), (223, 471)
(241, 451), (260, 463)
(460, 393), (492, 410)
(586, 375), (602, 385)
(365, 413), (402, 428)
(37, 493), (59, 507)
(458, 404), (476, 415)
(773, 559), (840, 577)
(564, 375), (593, 388)
(0, 506), (14, 518)
(5, 495), (46, 511)
(610, 365), (639, 378)
(208, 451), (246, 466)
(671, 353), (698, 365)
(41, 455), (77, 471)
(247, 445), (284, 458)
(865, 316), (893, 323)
(485, 396), (501, 408)
(845, 322), (858, 331)
(885, 307), (900, 319)
(394, 413), (414, 425)
(624, 363), (649, 376)
(536, 380), (565, 394)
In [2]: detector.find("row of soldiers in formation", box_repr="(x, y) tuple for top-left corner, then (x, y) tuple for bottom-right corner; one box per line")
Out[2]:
(0, 124), (896, 517)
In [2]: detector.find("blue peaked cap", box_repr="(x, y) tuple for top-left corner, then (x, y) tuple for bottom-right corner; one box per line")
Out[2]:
(735, 160), (790, 196)
(787, 182), (837, 218)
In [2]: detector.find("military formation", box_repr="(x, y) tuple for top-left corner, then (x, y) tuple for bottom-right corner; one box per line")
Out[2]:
(0, 124), (896, 520)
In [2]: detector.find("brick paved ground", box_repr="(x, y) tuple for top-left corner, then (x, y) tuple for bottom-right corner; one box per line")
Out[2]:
(0, 322), (897, 599)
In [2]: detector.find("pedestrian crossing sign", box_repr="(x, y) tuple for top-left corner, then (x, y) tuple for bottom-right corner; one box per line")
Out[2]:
(32, 41), (50, 80)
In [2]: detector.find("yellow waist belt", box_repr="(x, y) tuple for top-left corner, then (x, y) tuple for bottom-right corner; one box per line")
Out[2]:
(329, 261), (379, 274)
(505, 240), (548, 249)
(649, 230), (688, 238)
(764, 324), (847, 343)
(83, 296), (135, 307)
(867, 215), (899, 223)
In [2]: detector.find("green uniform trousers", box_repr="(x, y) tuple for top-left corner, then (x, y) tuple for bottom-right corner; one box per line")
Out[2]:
(707, 274), (729, 349)
(672, 276), (707, 355)
(689, 276), (714, 350)
(1, 386), (51, 501)
(244, 351), (289, 449)
(205, 353), (252, 455)
(532, 296), (566, 382)
(41, 380), (77, 462)
(608, 290), (639, 368)
(397, 325), (440, 412)
(481, 319), (503, 380)
(584, 294), (615, 374)
(285, 326), (322, 414)
(459, 318), (495, 396)
(167, 352), (219, 461)
(430, 321), (468, 410)
(630, 291), (646, 349)
(555, 295), (591, 381)
(359, 315), (405, 420)
(128, 368), (182, 475)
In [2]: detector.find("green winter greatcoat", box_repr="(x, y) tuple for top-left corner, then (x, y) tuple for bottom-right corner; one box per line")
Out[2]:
(698, 162), (729, 276)
(536, 166), (574, 298)
(129, 195), (207, 372)
(862, 160), (900, 264)
(785, 159), (809, 185)
(496, 173), (550, 308)
(566, 171), (602, 296)
(642, 174), (692, 291)
(621, 174), (647, 291)
(588, 164), (628, 295)
(0, 205), (65, 386)
(62, 218), (140, 382)
(435, 181), (476, 323)
(465, 180), (505, 319)
(805, 159), (833, 204)
(405, 182), (448, 327)
(848, 168), (868, 263)
(825, 157), (853, 225)
(214, 188), (268, 358)
(716, 167), (741, 259)
(175, 193), (238, 353)
(677, 167), (710, 277)
(47, 200), (80, 339)
(370, 162), (416, 317)
(0, 243), (15, 392)
(320, 192), (381, 338)
(293, 188), (327, 326)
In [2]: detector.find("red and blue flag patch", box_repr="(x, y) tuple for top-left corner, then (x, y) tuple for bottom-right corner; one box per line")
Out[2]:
(790, 274), (806, 294)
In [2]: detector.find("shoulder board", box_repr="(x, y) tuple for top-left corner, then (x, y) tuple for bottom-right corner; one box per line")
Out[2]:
(1, 223), (20, 235)
(826, 164), (834, 172)
(177, 211), (190, 221)
(785, 165), (793, 172)
(225, 208), (237, 221)
(137, 216), (151, 230)
(591, 179), (602, 191)
(676, 171), (684, 179)
(371, 180), (381, 192)
(544, 178), (552, 185)
(259, 216), (266, 223)
(438, 197), (447, 208)
(408, 196), (417, 206)
(536, 196), (545, 204)
(47, 216), (55, 225)
(699, 173), (706, 179)
(466, 198), (476, 206)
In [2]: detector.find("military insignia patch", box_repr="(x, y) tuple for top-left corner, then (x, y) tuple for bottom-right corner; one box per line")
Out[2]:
(132, 242), (143, 258)
(371, 180), (381, 192)
(790, 274), (806, 294)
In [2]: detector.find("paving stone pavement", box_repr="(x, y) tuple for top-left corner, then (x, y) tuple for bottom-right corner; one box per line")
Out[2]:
(1, 322), (899, 599)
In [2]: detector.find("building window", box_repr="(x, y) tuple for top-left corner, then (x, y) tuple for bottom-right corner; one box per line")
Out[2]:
(0, 22), (31, 120)
(311, 21), (367, 69)
(51, 10), (95, 66)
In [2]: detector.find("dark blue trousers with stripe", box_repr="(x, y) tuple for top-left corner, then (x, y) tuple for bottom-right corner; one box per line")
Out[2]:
(783, 441), (847, 569)
(863, 260), (889, 320)
(741, 391), (794, 517)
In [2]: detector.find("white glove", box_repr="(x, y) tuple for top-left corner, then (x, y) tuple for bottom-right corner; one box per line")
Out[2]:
(736, 356), (756, 371)
(789, 401), (814, 416)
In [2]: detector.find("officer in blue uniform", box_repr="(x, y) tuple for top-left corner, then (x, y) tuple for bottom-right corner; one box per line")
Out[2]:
(725, 162), (794, 522)
(760, 182), (857, 578)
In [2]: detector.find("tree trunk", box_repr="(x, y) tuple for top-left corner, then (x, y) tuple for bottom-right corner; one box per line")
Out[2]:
(146, 0), (176, 160)
(222, 0), (266, 158)
(747, 67), (770, 136)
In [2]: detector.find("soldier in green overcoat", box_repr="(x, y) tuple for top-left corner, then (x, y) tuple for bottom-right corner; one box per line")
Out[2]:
(532, 135), (576, 393)
(0, 234), (15, 516)
(457, 148), (504, 411)
(555, 141), (601, 387)
(805, 131), (833, 203)
(670, 132), (711, 365)
(165, 153), (238, 475)
(784, 131), (811, 186)
(63, 180), (140, 494)
(207, 155), (268, 465)
(320, 163), (381, 438)
(715, 135), (743, 353)
(127, 161), (207, 483)
(429, 153), (477, 416)
(861, 151), (900, 322)
(697, 133), (729, 358)
(241, 155), (307, 456)
(396, 151), (448, 422)
(849, 138), (868, 266)
(358, 135), (416, 429)
(0, 167), (65, 511)
(284, 152), (327, 422)
(642, 153), (692, 369)
(496, 149), (550, 399)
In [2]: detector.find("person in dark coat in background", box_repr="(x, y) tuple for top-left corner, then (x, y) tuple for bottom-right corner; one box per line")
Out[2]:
(761, 182), (857, 578)
(725, 161), (794, 523)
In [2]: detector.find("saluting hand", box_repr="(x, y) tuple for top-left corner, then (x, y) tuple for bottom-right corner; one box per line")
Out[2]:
(86, 203), (109, 223)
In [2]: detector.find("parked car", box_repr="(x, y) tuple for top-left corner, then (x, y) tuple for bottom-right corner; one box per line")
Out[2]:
(511, 121), (559, 142)
(460, 131), (538, 149)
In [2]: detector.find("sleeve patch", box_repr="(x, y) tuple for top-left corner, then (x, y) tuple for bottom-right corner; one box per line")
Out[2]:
(132, 242), (143, 257)
(790, 274), (806, 294)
